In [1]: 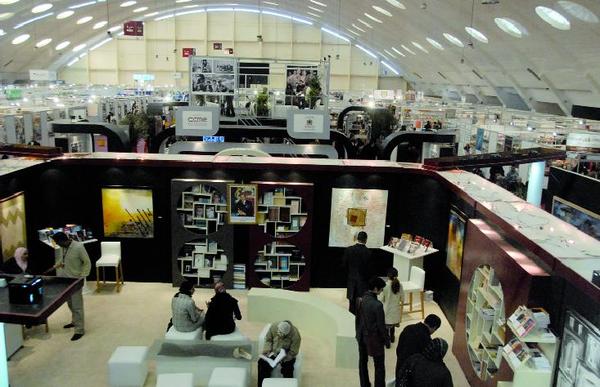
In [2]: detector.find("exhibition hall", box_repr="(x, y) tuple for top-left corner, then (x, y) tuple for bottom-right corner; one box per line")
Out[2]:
(1, 1), (600, 387)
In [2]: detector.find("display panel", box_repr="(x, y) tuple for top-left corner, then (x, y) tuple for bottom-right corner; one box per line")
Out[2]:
(328, 188), (388, 248)
(190, 57), (237, 96)
(0, 192), (27, 261)
(557, 310), (600, 386)
(228, 184), (258, 224)
(101, 188), (154, 238)
(446, 207), (467, 280)
(552, 196), (600, 240)
(285, 65), (318, 107)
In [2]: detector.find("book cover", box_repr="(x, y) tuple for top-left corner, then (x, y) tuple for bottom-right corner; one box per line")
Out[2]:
(291, 217), (300, 231)
(289, 200), (300, 214)
(280, 256), (289, 271)
(279, 207), (291, 222)
(194, 205), (205, 218)
(268, 207), (280, 222)
(206, 206), (215, 219)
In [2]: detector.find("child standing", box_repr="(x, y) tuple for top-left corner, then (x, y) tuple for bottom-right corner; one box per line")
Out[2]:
(379, 267), (403, 342)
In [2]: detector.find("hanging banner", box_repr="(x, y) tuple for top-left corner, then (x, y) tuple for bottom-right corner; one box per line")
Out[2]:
(124, 21), (144, 36)
(182, 48), (196, 58)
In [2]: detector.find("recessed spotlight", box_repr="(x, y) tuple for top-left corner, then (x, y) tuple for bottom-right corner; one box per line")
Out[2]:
(35, 38), (52, 48)
(465, 26), (488, 43)
(309, 0), (326, 6)
(12, 34), (30, 45)
(426, 37), (444, 50)
(77, 16), (93, 24)
(535, 6), (571, 30)
(133, 6), (148, 13)
(120, 1), (137, 7)
(93, 21), (108, 29)
(32, 3), (53, 13)
(558, 1), (599, 23)
(0, 12), (15, 21)
(372, 6), (392, 17)
(73, 43), (86, 52)
(385, 0), (405, 9)
(57, 11), (75, 19)
(364, 13), (383, 23)
(443, 32), (464, 47)
(56, 41), (71, 50)
(357, 18), (373, 28)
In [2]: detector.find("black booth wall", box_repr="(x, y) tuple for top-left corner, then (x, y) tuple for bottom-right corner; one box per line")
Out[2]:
(545, 166), (600, 215)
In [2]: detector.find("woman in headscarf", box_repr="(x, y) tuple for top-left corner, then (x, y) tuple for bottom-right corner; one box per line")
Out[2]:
(1, 247), (33, 274)
(397, 338), (453, 387)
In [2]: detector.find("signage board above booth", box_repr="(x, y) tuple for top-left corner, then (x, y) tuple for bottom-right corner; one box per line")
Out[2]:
(124, 21), (144, 36)
(175, 106), (220, 137)
(287, 110), (330, 140)
(29, 70), (57, 81)
(566, 132), (600, 152)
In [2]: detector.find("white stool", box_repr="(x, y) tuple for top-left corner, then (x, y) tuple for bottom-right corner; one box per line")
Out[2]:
(108, 346), (149, 387)
(97, 241), (124, 292)
(165, 326), (203, 341)
(210, 327), (247, 341)
(156, 373), (194, 387)
(400, 266), (426, 320)
(263, 379), (298, 387)
(208, 367), (248, 387)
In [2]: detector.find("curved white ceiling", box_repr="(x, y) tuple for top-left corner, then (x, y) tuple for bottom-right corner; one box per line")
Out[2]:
(0, 0), (600, 101)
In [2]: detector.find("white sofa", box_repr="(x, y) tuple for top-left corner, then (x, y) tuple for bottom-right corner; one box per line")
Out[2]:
(247, 288), (358, 369)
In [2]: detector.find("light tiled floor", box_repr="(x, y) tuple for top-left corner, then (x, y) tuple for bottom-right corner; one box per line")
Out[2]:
(7, 283), (469, 387)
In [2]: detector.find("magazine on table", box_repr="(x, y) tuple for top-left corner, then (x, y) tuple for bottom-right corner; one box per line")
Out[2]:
(259, 348), (286, 368)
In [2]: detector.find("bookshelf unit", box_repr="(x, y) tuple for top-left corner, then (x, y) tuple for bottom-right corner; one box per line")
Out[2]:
(254, 241), (306, 288)
(465, 265), (506, 382)
(498, 307), (558, 387)
(177, 240), (228, 287)
(256, 187), (308, 238)
(177, 184), (227, 235)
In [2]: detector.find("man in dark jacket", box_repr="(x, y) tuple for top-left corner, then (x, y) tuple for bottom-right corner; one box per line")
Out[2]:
(356, 277), (389, 387)
(343, 231), (370, 315)
(395, 314), (442, 382)
(398, 338), (453, 387)
(204, 281), (242, 340)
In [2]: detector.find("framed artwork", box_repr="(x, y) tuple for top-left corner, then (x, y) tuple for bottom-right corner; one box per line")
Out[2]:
(347, 208), (367, 227)
(552, 196), (600, 241)
(102, 187), (154, 238)
(558, 311), (600, 384)
(446, 207), (467, 280)
(227, 184), (257, 224)
(190, 57), (237, 96)
(0, 192), (27, 261)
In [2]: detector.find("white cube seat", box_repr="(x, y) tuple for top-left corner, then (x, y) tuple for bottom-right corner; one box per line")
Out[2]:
(165, 326), (203, 341)
(263, 379), (299, 387)
(208, 367), (248, 387)
(210, 327), (247, 341)
(108, 346), (149, 387)
(156, 373), (194, 387)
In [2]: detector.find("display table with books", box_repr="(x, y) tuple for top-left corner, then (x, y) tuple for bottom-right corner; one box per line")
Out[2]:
(379, 245), (438, 281)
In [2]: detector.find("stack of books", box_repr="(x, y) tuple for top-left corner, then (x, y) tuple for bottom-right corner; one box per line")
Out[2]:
(233, 264), (246, 289)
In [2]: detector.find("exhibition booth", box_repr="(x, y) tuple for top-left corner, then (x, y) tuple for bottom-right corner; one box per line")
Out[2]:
(1, 151), (599, 386)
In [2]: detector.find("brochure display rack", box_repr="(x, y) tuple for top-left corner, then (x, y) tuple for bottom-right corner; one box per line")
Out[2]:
(465, 265), (505, 382)
(256, 187), (308, 238)
(254, 242), (306, 288)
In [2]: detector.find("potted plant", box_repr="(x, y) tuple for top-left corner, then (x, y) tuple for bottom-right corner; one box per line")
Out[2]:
(256, 87), (270, 117)
(306, 75), (322, 109)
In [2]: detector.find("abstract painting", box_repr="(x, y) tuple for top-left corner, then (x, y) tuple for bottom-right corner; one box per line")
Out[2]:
(446, 207), (466, 280)
(102, 188), (154, 238)
(0, 192), (27, 261)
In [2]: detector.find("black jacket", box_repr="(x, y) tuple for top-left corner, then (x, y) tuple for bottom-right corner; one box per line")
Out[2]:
(343, 243), (370, 300)
(204, 292), (242, 340)
(1, 258), (34, 275)
(356, 291), (390, 349)
(402, 353), (453, 387)
(395, 322), (432, 370)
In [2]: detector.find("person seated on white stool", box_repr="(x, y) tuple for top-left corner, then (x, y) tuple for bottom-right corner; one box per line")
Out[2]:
(167, 280), (204, 333)
(258, 321), (301, 387)
(204, 281), (242, 340)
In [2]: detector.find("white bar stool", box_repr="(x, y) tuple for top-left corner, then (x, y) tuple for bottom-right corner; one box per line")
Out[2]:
(96, 241), (124, 292)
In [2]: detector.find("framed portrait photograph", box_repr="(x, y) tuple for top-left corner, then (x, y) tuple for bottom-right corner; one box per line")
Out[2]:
(227, 184), (258, 224)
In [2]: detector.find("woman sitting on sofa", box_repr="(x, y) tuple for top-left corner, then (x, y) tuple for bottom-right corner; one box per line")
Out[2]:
(204, 281), (242, 340)
(170, 280), (204, 332)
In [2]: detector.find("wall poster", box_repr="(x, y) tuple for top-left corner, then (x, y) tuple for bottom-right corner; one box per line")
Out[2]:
(446, 207), (466, 280)
(285, 65), (318, 107)
(190, 57), (237, 95)
(227, 184), (257, 224)
(328, 188), (388, 248)
(552, 196), (600, 241)
(102, 188), (154, 238)
(556, 310), (600, 386)
(0, 192), (27, 261)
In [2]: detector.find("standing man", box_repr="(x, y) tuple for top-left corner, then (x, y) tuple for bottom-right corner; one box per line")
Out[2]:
(356, 277), (389, 387)
(343, 231), (370, 315)
(52, 232), (91, 341)
(395, 314), (442, 384)
(258, 320), (301, 387)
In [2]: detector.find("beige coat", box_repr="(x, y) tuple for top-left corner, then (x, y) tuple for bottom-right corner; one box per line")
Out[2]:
(379, 279), (403, 325)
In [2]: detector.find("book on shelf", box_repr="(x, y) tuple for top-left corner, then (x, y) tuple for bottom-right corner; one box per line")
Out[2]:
(279, 207), (291, 222)
(257, 212), (266, 224)
(531, 307), (551, 329)
(289, 200), (300, 214)
(291, 217), (300, 231)
(503, 337), (531, 364)
(509, 305), (537, 337)
(208, 241), (218, 253)
(270, 243), (276, 254)
(528, 347), (550, 369)
(263, 192), (274, 206)
(268, 207), (279, 222)
(280, 256), (289, 271)
(194, 205), (205, 218)
(206, 206), (216, 219)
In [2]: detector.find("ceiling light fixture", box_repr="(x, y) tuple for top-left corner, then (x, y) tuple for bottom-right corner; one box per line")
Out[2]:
(90, 37), (112, 51)
(0, 0), (20, 5)
(120, 1), (137, 7)
(346, 28), (360, 36)
(72, 43), (86, 52)
(364, 13), (383, 23)
(401, 44), (416, 55)
(535, 6), (571, 30)
(494, 17), (524, 38)
(69, 1), (96, 9)
(357, 18), (373, 28)
(145, 11), (159, 17)
(32, 3), (53, 13)
(309, 0), (326, 6)
(321, 27), (350, 42)
(355, 44), (377, 58)
(391, 47), (406, 57)
(263, 1), (278, 5)
(443, 32), (464, 47)
(57, 10), (75, 19)
(0, 13), (15, 21)
(465, 26), (488, 43)
(372, 6), (392, 17)
(307, 12), (321, 18)
(426, 37), (444, 50)
(77, 16), (93, 24)
(385, 0), (406, 9)
(351, 23), (365, 32)
(307, 6), (323, 13)
(14, 12), (53, 29)
(384, 49), (396, 58)
(381, 61), (400, 75)
(411, 41), (429, 53)
(35, 38), (52, 48)
(11, 33), (30, 45)
(56, 41), (71, 50)
(558, 1), (599, 23)
(67, 58), (79, 67)
(133, 7), (148, 13)
(93, 21), (108, 29)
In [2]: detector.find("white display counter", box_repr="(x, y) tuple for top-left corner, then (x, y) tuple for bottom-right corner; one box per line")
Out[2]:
(379, 245), (438, 281)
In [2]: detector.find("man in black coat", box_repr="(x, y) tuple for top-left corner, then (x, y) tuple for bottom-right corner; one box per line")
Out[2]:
(395, 314), (442, 383)
(203, 281), (242, 340)
(343, 231), (370, 315)
(356, 277), (389, 387)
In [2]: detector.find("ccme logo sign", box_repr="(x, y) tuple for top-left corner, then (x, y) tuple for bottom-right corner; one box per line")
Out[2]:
(188, 116), (208, 123)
